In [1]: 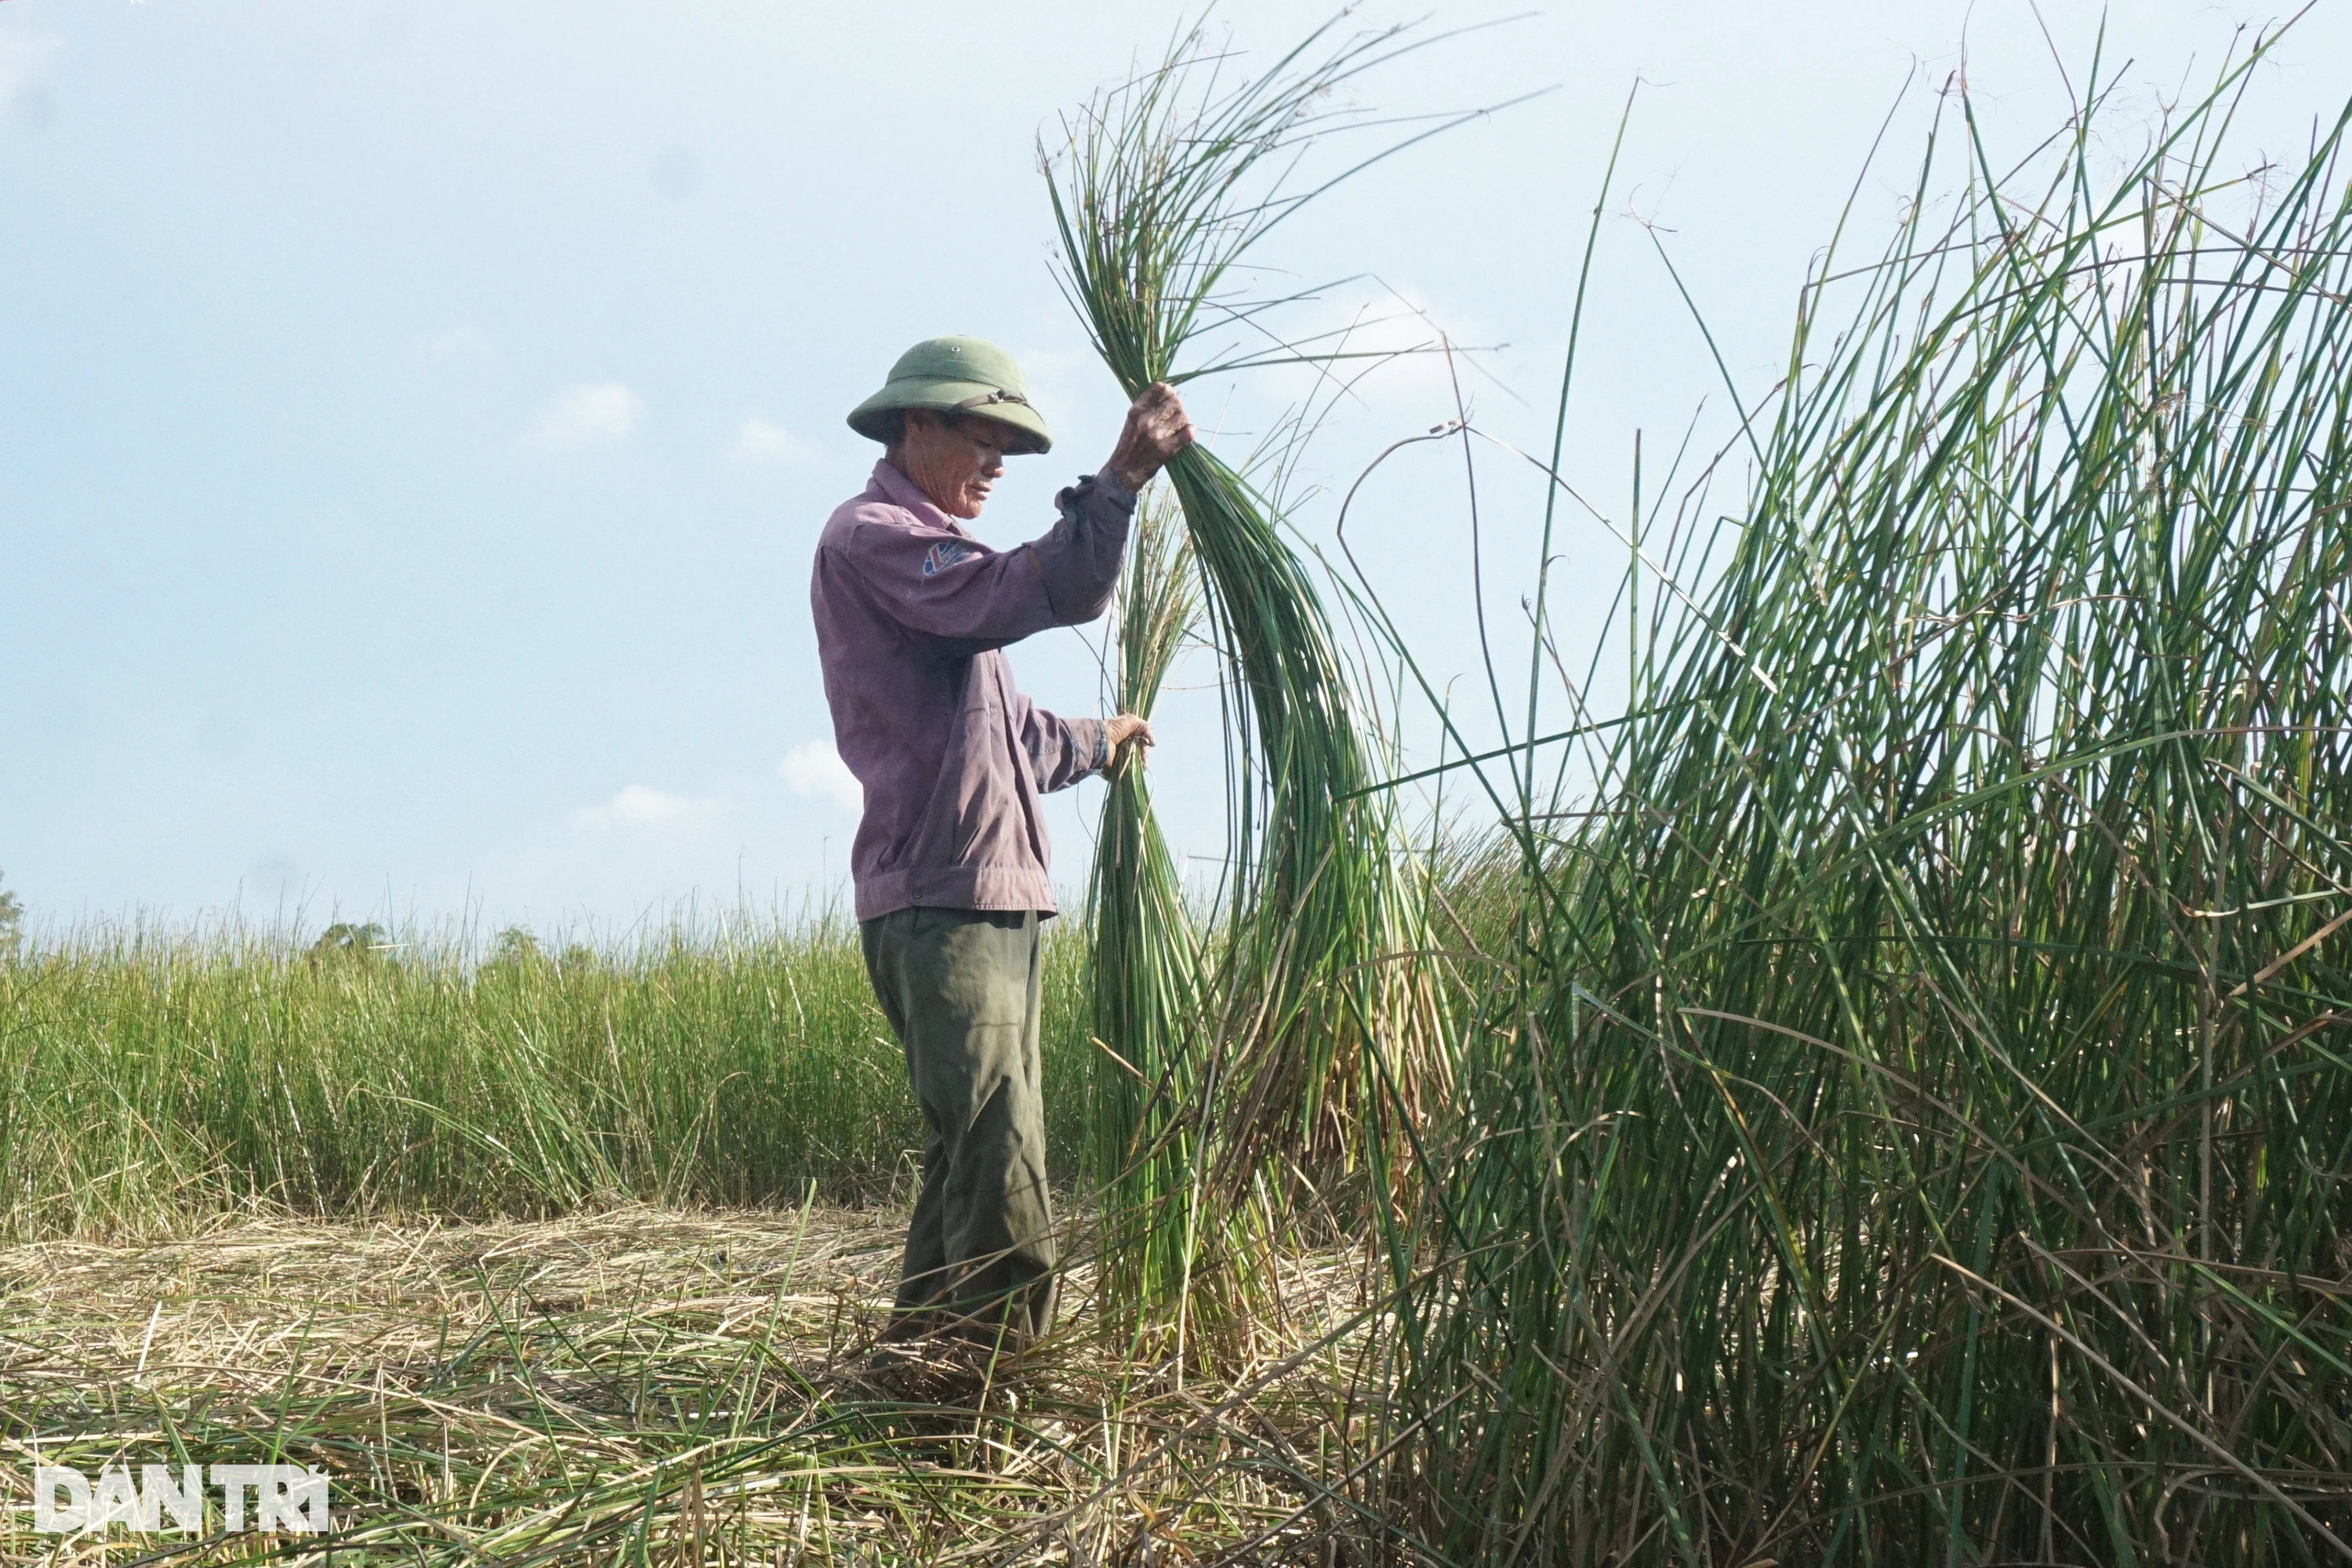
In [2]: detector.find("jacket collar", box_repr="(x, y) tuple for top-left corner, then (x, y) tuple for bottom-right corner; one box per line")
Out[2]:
(870, 459), (966, 535)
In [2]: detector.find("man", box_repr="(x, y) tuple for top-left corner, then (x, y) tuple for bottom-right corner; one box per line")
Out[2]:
(811, 335), (1192, 1345)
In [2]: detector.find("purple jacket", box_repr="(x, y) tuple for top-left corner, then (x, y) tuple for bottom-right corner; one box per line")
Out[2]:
(811, 459), (1135, 921)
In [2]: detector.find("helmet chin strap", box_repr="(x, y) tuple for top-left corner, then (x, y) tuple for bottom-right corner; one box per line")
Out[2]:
(954, 389), (1032, 411)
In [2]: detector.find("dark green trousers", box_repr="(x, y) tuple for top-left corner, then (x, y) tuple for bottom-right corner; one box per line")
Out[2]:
(860, 906), (1058, 1340)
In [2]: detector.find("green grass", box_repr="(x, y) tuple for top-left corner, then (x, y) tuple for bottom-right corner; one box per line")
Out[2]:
(0, 913), (1101, 1243)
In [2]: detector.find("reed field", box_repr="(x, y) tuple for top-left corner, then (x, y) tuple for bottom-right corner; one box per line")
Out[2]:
(9, 12), (2352, 1566)
(0, 916), (1099, 1242)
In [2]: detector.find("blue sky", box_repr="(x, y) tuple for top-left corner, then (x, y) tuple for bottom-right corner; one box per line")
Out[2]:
(4, 0), (2347, 938)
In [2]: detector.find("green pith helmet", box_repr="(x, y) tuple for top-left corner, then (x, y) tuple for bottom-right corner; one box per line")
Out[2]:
(846, 336), (1052, 456)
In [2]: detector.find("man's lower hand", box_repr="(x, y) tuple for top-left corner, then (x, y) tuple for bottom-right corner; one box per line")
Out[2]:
(1105, 713), (1155, 765)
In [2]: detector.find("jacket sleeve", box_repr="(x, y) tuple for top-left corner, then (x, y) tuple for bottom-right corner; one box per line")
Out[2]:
(1014, 690), (1109, 794)
(840, 471), (1136, 650)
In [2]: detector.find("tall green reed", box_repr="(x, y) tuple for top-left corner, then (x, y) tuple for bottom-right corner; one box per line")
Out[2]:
(1392, 32), (2352, 1564)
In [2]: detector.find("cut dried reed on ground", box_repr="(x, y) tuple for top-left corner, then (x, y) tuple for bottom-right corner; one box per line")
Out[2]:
(0, 1207), (1395, 1565)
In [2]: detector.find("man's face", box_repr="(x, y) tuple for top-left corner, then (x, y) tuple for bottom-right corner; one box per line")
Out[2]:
(898, 412), (1014, 520)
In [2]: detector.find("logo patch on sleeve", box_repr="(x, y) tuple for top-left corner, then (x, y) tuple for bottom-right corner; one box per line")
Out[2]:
(922, 541), (973, 577)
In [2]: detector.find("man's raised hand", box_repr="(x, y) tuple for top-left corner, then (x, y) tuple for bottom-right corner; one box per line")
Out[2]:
(1107, 383), (1194, 493)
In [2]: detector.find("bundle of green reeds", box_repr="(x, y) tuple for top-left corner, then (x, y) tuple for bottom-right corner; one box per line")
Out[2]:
(1395, 34), (2352, 1564)
(1051, 20), (1452, 1338)
(1085, 492), (1236, 1355)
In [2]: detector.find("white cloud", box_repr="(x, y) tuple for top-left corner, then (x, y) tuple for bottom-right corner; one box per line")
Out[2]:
(1239, 284), (1484, 420)
(779, 741), (861, 812)
(528, 382), (644, 448)
(732, 416), (810, 463)
(1299, 285), (1477, 403)
(0, 29), (63, 118)
(574, 785), (717, 830)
